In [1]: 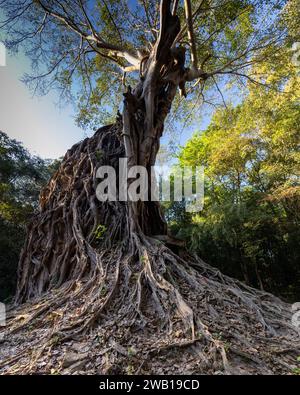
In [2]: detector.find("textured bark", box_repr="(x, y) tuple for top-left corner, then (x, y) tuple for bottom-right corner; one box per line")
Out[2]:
(16, 120), (169, 301)
(16, 1), (185, 301)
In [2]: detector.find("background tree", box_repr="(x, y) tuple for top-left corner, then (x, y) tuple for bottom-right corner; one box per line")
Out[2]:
(176, 47), (300, 299)
(0, 131), (57, 300)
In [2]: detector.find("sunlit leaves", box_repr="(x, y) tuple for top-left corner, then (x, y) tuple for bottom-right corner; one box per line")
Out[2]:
(172, 47), (299, 296)
(0, 0), (293, 129)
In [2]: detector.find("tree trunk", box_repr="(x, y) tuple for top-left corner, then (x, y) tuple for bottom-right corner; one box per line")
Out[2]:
(16, 3), (183, 301)
(16, 118), (169, 301)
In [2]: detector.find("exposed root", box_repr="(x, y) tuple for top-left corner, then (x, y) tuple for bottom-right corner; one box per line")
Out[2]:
(1, 125), (299, 375)
(0, 240), (299, 375)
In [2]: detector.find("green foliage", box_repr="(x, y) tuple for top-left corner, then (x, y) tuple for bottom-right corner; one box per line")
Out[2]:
(0, 131), (57, 301)
(170, 55), (300, 300)
(100, 285), (108, 297)
(292, 356), (300, 375)
(0, 217), (25, 302)
(0, 0), (291, 130)
(93, 224), (107, 240)
(127, 347), (136, 357)
(95, 149), (103, 161)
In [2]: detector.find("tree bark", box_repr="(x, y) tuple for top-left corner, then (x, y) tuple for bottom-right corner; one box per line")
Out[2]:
(16, 2), (185, 302)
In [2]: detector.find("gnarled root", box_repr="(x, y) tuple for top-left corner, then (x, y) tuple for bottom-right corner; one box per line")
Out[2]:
(1, 125), (299, 375)
(0, 237), (299, 375)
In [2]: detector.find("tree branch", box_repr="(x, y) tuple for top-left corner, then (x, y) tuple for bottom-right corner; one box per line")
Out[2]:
(36, 0), (140, 68)
(101, 0), (123, 44)
(173, 0), (206, 48)
(172, 0), (180, 16)
(184, 0), (198, 70)
(155, 0), (180, 62)
(141, 0), (157, 41)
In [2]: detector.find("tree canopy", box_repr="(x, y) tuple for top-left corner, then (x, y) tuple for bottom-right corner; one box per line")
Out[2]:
(1, 0), (296, 128)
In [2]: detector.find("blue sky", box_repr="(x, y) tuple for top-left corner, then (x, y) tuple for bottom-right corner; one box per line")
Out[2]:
(0, 50), (93, 159)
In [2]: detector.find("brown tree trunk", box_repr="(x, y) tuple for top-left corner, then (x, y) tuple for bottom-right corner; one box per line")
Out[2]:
(16, 4), (183, 302)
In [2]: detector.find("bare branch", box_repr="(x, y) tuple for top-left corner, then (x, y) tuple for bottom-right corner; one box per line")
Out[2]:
(212, 75), (228, 109)
(173, 0), (205, 47)
(141, 0), (157, 41)
(172, 0), (180, 16)
(0, 2), (32, 29)
(184, 0), (198, 70)
(101, 0), (123, 44)
(36, 0), (140, 67)
(77, 0), (98, 39)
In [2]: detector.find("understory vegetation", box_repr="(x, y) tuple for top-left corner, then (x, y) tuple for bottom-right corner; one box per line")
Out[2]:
(0, 131), (59, 301)
(167, 52), (300, 301)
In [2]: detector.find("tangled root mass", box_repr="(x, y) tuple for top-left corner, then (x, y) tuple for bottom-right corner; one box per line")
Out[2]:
(0, 125), (299, 375)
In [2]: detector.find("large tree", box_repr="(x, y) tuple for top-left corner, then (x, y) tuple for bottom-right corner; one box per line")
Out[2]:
(0, 0), (299, 374)
(0, 131), (57, 301)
